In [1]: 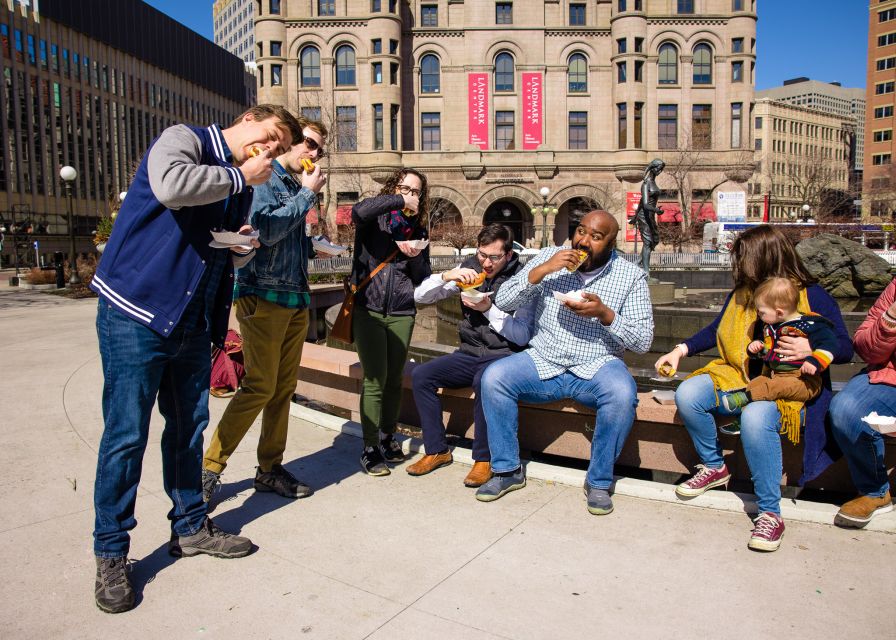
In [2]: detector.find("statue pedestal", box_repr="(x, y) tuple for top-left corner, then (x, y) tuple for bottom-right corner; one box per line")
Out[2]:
(648, 280), (675, 305)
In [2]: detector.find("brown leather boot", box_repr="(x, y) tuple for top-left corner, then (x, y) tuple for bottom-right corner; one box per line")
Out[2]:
(406, 451), (452, 476)
(464, 461), (493, 487)
(834, 491), (893, 528)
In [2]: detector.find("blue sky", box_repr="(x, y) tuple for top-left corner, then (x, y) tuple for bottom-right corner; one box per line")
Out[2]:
(144, 0), (869, 90)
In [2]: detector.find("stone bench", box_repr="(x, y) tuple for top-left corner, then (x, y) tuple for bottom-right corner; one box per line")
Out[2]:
(295, 343), (894, 492)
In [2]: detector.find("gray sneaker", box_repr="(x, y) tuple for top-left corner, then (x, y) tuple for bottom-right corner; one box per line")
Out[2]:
(475, 467), (526, 502)
(201, 469), (221, 503)
(94, 556), (135, 614)
(168, 517), (253, 559)
(583, 483), (614, 515)
(254, 464), (313, 499)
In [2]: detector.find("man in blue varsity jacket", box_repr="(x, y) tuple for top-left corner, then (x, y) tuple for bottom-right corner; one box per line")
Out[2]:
(89, 105), (302, 614)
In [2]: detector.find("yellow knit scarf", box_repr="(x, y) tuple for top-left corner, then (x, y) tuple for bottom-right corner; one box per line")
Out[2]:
(688, 287), (811, 444)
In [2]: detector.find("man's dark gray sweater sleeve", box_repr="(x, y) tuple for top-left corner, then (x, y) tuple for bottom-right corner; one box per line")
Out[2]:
(147, 125), (246, 209)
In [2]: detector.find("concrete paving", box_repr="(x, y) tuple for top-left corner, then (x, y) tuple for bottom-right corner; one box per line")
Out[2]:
(0, 279), (894, 640)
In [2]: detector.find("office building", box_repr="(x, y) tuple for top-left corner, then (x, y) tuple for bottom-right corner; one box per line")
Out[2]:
(865, 0), (896, 217)
(748, 98), (853, 221)
(0, 0), (250, 266)
(213, 0), (256, 65)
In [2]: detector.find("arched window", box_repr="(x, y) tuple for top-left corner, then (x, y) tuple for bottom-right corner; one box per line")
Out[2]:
(420, 54), (440, 93)
(335, 45), (356, 86)
(658, 43), (678, 84)
(494, 52), (514, 92)
(300, 46), (320, 87)
(567, 53), (587, 93)
(693, 43), (712, 84)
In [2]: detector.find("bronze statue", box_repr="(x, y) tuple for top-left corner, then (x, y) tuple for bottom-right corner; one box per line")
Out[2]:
(630, 158), (665, 276)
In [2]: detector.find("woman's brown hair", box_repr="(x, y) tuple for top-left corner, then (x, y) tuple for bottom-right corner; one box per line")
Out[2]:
(730, 224), (816, 293)
(378, 168), (430, 231)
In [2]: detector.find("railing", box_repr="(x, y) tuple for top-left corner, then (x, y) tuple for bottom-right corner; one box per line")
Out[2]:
(309, 251), (896, 274)
(308, 252), (732, 274)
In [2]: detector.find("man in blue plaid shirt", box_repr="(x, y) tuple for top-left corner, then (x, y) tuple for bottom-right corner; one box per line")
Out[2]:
(475, 210), (654, 515)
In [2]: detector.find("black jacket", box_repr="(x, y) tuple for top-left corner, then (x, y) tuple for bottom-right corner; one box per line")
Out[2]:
(350, 194), (432, 316)
(457, 252), (526, 357)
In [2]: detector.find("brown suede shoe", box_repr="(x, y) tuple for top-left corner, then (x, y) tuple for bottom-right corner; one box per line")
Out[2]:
(463, 461), (493, 487)
(406, 451), (453, 476)
(834, 491), (893, 528)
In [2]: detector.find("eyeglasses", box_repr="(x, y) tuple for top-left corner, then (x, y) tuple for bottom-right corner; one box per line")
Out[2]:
(476, 250), (506, 263)
(304, 137), (326, 158)
(397, 185), (421, 197)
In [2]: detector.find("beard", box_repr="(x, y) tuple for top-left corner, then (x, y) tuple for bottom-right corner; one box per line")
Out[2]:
(575, 244), (613, 271)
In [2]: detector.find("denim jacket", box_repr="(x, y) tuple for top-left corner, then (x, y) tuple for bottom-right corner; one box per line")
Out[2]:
(236, 159), (317, 293)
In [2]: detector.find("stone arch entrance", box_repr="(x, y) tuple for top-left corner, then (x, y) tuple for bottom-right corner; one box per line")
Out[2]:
(474, 186), (538, 246)
(483, 200), (531, 247)
(552, 183), (623, 246)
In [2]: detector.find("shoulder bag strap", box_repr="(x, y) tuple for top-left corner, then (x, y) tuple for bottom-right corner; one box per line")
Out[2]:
(352, 249), (400, 294)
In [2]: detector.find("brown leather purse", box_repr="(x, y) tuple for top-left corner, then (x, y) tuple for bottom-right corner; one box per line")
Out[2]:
(330, 250), (399, 344)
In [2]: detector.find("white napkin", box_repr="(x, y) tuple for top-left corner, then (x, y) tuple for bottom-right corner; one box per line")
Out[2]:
(862, 411), (896, 435)
(552, 290), (586, 303)
(209, 229), (259, 249)
(312, 238), (348, 255)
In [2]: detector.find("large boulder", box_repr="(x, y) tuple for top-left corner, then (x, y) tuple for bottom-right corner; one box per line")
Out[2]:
(796, 234), (892, 297)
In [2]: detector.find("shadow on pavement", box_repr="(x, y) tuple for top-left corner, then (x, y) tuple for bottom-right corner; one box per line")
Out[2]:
(209, 431), (362, 535)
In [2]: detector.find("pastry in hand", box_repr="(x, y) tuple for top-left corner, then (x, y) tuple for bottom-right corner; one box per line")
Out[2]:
(567, 249), (588, 272)
(658, 363), (676, 378)
(301, 158), (315, 173)
(455, 271), (487, 291)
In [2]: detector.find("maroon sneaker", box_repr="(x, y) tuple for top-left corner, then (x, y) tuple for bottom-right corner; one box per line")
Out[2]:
(748, 512), (785, 552)
(675, 464), (731, 498)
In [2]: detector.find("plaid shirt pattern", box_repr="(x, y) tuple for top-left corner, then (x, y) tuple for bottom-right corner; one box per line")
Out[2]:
(495, 248), (654, 380)
(233, 283), (310, 310)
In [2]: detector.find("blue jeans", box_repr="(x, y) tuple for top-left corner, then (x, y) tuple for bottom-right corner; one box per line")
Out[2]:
(829, 373), (895, 497)
(481, 354), (637, 489)
(411, 349), (507, 461)
(675, 374), (784, 514)
(94, 302), (209, 558)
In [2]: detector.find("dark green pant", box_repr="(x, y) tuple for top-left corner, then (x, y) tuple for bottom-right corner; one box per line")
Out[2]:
(352, 306), (415, 446)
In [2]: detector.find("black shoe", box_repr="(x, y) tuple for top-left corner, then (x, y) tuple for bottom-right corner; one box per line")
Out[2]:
(168, 517), (253, 559)
(95, 556), (135, 614)
(380, 434), (405, 463)
(254, 464), (313, 499)
(201, 468), (221, 503)
(360, 445), (390, 476)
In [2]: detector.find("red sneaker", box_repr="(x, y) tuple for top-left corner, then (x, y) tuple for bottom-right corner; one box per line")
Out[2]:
(748, 512), (785, 552)
(675, 464), (731, 498)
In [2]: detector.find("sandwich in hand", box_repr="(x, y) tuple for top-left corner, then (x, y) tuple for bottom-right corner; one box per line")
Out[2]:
(248, 146), (261, 157)
(657, 363), (676, 378)
(454, 271), (487, 291)
(567, 249), (588, 272)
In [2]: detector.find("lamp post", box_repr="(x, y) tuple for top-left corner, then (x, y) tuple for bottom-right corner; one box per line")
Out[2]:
(59, 165), (79, 284)
(531, 186), (558, 249)
(801, 203), (813, 223)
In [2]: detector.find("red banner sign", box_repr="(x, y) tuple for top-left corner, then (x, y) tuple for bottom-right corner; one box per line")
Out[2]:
(625, 192), (641, 242)
(468, 73), (489, 149)
(522, 72), (543, 150)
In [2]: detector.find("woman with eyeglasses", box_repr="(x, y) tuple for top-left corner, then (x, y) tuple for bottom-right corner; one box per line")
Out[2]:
(349, 168), (432, 476)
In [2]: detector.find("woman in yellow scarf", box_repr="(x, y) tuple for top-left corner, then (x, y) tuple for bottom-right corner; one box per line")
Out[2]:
(654, 226), (853, 552)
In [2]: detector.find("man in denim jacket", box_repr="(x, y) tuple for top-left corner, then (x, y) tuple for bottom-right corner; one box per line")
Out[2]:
(203, 119), (327, 501)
